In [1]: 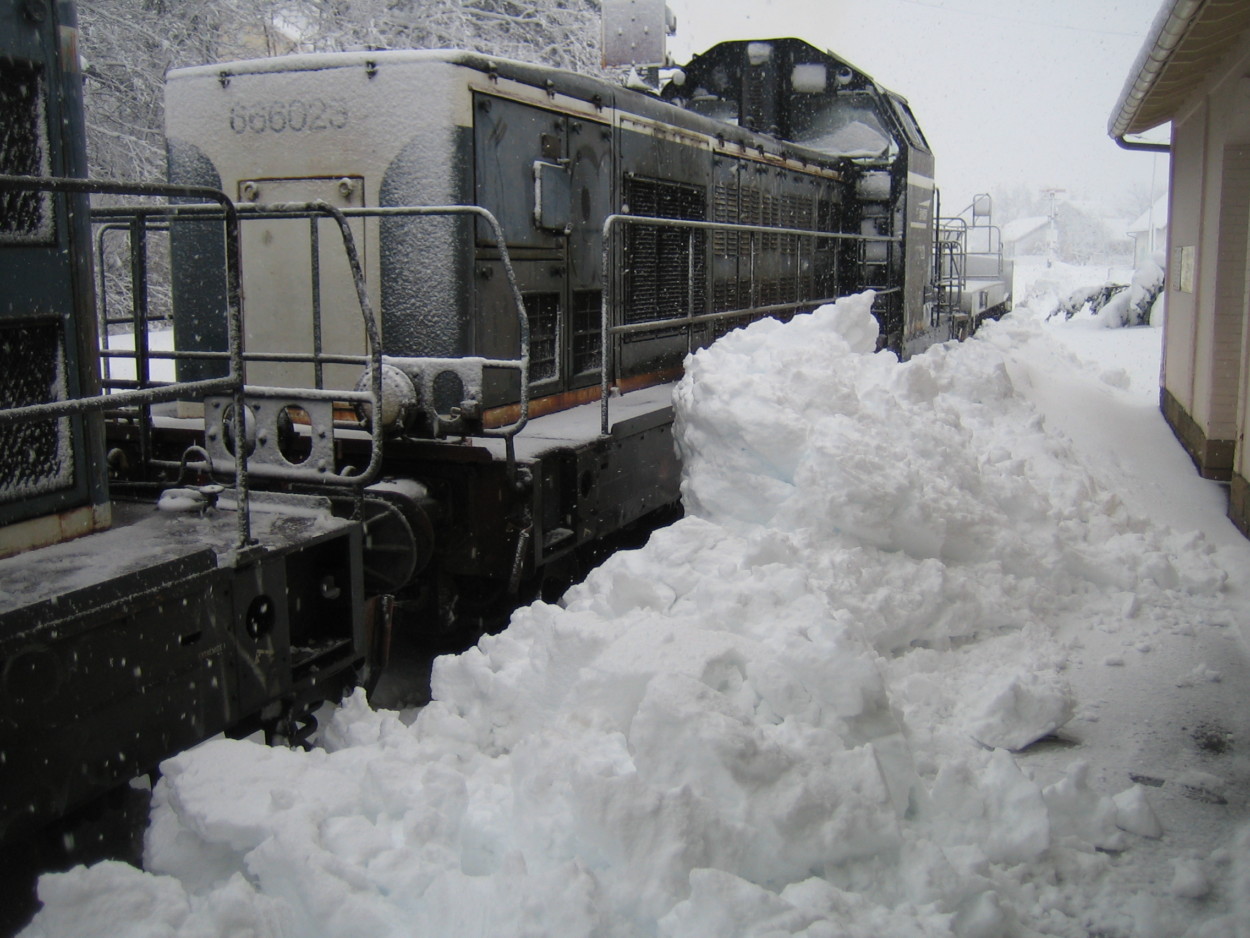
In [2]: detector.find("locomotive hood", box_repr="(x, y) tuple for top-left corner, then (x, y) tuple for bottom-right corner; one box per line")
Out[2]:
(662, 37), (924, 161)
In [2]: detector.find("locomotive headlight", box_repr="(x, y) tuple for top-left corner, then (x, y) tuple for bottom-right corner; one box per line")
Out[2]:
(355, 363), (419, 431)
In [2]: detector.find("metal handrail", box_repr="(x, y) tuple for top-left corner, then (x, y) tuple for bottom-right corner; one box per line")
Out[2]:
(83, 199), (388, 490)
(334, 204), (530, 451)
(104, 202), (532, 466)
(0, 173), (254, 550)
(598, 213), (903, 434)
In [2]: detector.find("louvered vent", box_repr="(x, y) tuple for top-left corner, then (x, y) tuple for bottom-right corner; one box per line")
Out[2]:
(0, 59), (52, 245)
(0, 321), (73, 503)
(525, 293), (560, 384)
(712, 183), (738, 257)
(623, 177), (706, 327)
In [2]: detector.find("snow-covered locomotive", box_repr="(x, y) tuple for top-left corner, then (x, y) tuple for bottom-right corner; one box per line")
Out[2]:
(155, 36), (1009, 637)
(0, 0), (383, 887)
(0, 0), (1012, 899)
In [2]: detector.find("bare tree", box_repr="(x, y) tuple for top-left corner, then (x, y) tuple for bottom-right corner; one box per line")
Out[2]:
(78, 0), (604, 184)
(291, 0), (603, 72)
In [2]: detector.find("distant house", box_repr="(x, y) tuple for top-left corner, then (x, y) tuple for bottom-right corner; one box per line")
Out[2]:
(998, 203), (1131, 264)
(1001, 216), (1051, 258)
(1109, 0), (1250, 536)
(1126, 194), (1168, 268)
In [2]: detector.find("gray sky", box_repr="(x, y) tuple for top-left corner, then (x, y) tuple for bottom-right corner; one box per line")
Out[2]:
(666, 0), (1168, 218)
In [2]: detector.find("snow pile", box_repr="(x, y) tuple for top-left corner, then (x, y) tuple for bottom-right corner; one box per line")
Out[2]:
(1038, 256), (1164, 329)
(23, 292), (1250, 937)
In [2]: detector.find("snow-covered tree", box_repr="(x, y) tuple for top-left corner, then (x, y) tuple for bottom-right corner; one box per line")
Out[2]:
(78, 0), (603, 183)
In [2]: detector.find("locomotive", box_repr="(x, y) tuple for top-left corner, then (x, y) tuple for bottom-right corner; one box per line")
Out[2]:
(0, 0), (1012, 896)
(0, 0), (388, 893)
(156, 34), (1008, 631)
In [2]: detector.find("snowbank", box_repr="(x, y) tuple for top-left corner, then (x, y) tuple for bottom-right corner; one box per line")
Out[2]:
(1032, 256), (1164, 329)
(22, 291), (1250, 937)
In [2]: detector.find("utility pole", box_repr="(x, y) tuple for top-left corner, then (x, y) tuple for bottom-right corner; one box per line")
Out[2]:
(1041, 187), (1066, 264)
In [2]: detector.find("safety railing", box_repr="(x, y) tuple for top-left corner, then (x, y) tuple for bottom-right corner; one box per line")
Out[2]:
(934, 216), (968, 323)
(0, 173), (256, 551)
(89, 199), (385, 493)
(598, 213), (902, 434)
(93, 202), (531, 477)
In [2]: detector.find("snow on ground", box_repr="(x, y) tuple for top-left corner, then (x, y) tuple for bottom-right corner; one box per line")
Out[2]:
(22, 265), (1250, 938)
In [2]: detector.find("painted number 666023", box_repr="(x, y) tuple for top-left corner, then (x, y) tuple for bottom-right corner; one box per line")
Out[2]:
(228, 99), (348, 134)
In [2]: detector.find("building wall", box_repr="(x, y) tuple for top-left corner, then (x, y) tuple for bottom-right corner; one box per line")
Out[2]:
(1160, 38), (1250, 492)
(1208, 147), (1250, 440)
(1162, 99), (1206, 468)
(1236, 210), (1250, 534)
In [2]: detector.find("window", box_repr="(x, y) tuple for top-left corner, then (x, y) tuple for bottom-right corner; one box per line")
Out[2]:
(789, 91), (895, 159)
(888, 94), (930, 152)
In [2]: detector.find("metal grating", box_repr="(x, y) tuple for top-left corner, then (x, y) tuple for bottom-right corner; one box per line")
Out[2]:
(0, 322), (73, 502)
(713, 182), (738, 257)
(623, 177), (706, 325)
(526, 292), (560, 383)
(572, 290), (602, 375)
(0, 59), (52, 245)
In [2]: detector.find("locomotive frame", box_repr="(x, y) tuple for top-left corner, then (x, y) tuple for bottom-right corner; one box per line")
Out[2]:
(152, 37), (985, 633)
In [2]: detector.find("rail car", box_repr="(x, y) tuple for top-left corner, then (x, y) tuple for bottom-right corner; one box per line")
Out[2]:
(151, 35), (1008, 642)
(0, 0), (1012, 901)
(0, 0), (390, 878)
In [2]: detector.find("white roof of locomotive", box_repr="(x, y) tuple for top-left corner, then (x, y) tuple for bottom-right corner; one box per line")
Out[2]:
(168, 48), (560, 81)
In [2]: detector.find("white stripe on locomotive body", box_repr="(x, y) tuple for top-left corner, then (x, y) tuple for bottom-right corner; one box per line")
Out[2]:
(167, 55), (478, 387)
(166, 53), (476, 203)
(907, 171), (935, 190)
(168, 49), (851, 204)
(166, 49), (859, 391)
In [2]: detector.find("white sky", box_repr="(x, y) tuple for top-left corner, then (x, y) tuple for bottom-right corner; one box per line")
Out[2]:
(665, 0), (1169, 218)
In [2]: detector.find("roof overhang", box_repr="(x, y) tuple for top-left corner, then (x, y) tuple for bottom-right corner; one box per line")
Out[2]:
(1109, 0), (1250, 147)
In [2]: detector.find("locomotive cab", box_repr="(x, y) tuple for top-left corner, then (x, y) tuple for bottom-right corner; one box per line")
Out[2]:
(662, 38), (935, 350)
(0, 0), (110, 558)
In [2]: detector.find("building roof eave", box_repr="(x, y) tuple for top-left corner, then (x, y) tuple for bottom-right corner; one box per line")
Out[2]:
(1108, 0), (1250, 143)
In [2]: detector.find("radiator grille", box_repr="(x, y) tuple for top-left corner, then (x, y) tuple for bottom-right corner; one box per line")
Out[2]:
(623, 177), (706, 327)
(712, 183), (738, 257)
(571, 290), (602, 375)
(525, 292), (560, 384)
(0, 322), (73, 503)
(0, 59), (53, 245)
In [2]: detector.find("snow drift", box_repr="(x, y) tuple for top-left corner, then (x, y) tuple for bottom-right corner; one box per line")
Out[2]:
(22, 292), (1250, 938)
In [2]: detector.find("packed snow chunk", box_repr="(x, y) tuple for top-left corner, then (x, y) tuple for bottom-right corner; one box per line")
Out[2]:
(979, 752), (1051, 864)
(21, 861), (193, 938)
(951, 889), (1012, 938)
(318, 686), (412, 752)
(813, 292), (882, 354)
(673, 291), (886, 527)
(1113, 785), (1163, 838)
(929, 750), (1051, 866)
(656, 868), (815, 938)
(1042, 761), (1125, 851)
(20, 861), (294, 938)
(1170, 857), (1212, 898)
(963, 669), (1075, 751)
